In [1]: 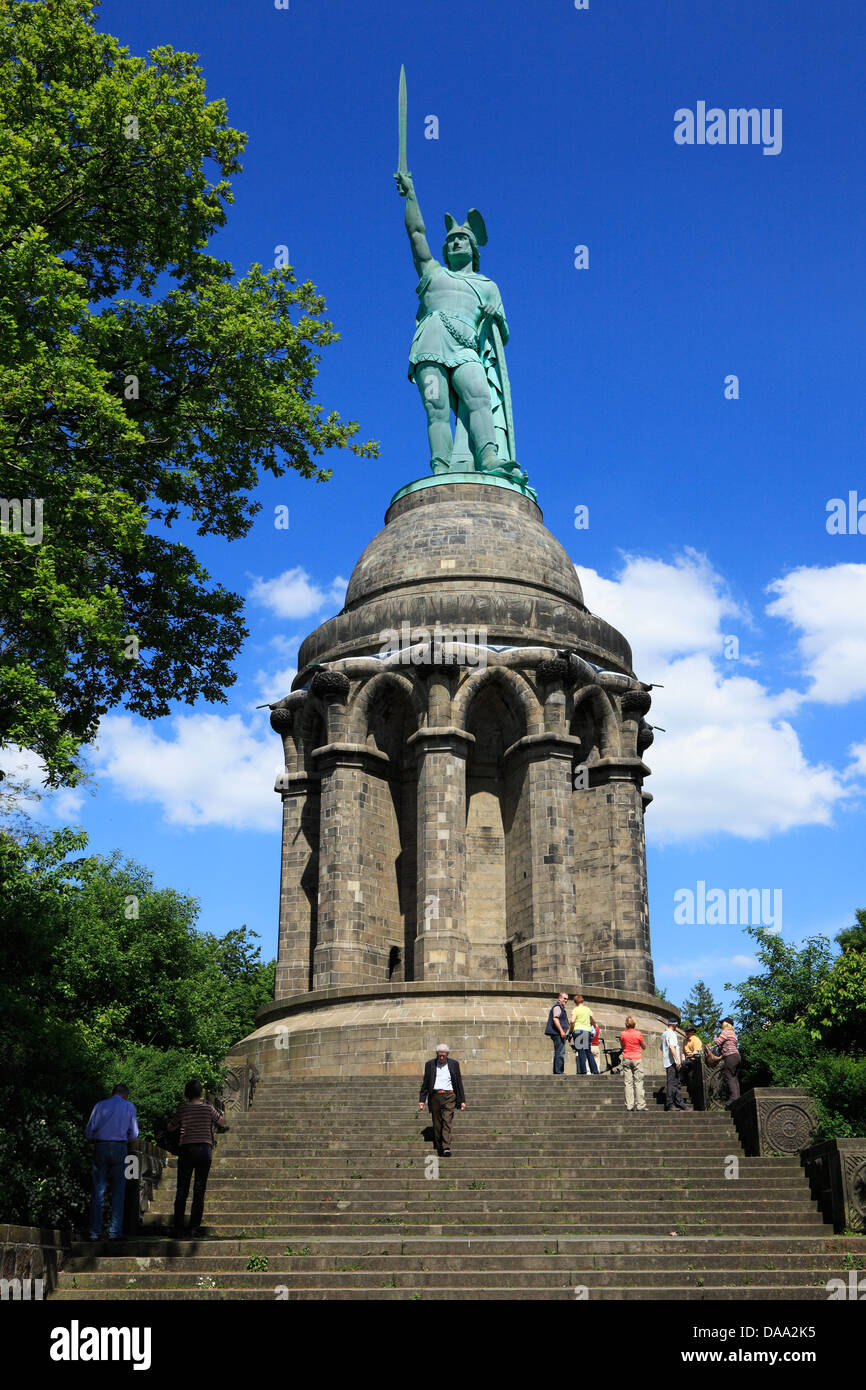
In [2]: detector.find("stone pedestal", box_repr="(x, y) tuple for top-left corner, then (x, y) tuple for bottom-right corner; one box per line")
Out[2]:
(241, 476), (671, 1073)
(228, 981), (675, 1081)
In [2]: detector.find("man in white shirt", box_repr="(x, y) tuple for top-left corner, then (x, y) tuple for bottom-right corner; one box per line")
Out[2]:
(661, 1018), (687, 1112)
(419, 1044), (466, 1156)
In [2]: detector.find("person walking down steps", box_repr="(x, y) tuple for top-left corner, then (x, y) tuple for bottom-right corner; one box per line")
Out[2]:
(419, 1044), (466, 1157)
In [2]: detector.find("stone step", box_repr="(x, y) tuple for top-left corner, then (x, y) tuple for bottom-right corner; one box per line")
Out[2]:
(207, 1157), (799, 1171)
(136, 1218), (826, 1236)
(146, 1197), (821, 1216)
(47, 1285), (840, 1301)
(56, 1266), (838, 1290)
(62, 1073), (859, 1302)
(193, 1177), (807, 1193)
(67, 1234), (855, 1257)
(61, 1251), (854, 1274)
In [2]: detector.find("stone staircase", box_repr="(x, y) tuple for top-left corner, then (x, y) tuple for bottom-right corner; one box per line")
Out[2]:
(53, 1075), (865, 1299)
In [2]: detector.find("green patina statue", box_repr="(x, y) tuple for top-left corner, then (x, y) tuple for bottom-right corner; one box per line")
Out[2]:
(394, 69), (532, 495)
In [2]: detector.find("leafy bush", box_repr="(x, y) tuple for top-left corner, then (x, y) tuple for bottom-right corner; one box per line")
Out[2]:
(119, 1045), (226, 1141)
(805, 1054), (866, 1140)
(0, 825), (274, 1228)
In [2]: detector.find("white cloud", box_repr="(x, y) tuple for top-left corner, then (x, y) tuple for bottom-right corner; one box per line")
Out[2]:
(92, 713), (281, 831)
(846, 741), (866, 778)
(0, 746), (86, 822)
(766, 563), (866, 704)
(578, 549), (746, 674)
(252, 664), (297, 708)
(578, 552), (856, 844)
(249, 567), (347, 621)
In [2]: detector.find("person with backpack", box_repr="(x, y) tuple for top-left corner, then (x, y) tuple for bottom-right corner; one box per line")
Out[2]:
(545, 992), (571, 1074)
(166, 1079), (228, 1239)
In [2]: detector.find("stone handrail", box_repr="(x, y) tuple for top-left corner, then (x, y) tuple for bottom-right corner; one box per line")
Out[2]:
(800, 1138), (866, 1233)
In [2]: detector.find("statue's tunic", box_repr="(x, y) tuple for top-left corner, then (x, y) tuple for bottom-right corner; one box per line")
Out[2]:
(408, 261), (507, 381)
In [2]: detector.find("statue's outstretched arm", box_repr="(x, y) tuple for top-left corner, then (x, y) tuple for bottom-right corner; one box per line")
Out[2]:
(395, 171), (433, 274)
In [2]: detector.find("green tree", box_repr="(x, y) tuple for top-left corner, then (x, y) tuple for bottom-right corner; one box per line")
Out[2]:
(724, 922), (866, 1140)
(835, 908), (866, 955)
(0, 0), (377, 785)
(724, 926), (835, 1033)
(0, 822), (275, 1226)
(679, 979), (723, 1040)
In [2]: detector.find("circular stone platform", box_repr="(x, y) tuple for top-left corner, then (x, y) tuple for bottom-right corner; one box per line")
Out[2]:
(228, 983), (677, 1081)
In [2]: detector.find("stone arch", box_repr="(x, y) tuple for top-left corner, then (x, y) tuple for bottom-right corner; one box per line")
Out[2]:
(570, 684), (620, 760)
(346, 670), (420, 747)
(453, 664), (540, 738)
(296, 696), (326, 773)
(346, 670), (418, 983)
(456, 669), (533, 982)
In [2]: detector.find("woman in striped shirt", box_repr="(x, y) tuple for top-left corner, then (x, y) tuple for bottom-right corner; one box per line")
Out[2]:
(712, 1018), (741, 1104)
(166, 1079), (228, 1239)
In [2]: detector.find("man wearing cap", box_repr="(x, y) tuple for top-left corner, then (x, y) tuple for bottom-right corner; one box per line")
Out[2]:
(661, 1019), (688, 1112)
(419, 1045), (466, 1157)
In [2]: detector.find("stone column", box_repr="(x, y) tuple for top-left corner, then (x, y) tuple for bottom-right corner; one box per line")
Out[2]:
(504, 731), (582, 984)
(574, 755), (655, 996)
(311, 741), (390, 989)
(271, 698), (320, 998)
(409, 726), (474, 980)
(273, 772), (320, 998)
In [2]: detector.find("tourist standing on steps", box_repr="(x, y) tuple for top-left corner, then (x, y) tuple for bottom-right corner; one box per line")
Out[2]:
(661, 1019), (688, 1111)
(712, 1018), (741, 1105)
(166, 1079), (228, 1238)
(590, 1021), (602, 1072)
(85, 1083), (139, 1241)
(619, 1016), (647, 1112)
(419, 1044), (466, 1156)
(544, 992), (571, 1074)
(683, 1026), (703, 1057)
(570, 994), (599, 1076)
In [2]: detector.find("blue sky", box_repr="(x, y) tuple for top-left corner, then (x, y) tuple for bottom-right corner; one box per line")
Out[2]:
(10, 0), (866, 1017)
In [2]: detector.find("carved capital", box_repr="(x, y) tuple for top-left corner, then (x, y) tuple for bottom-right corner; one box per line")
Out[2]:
(309, 669), (351, 703)
(536, 657), (570, 686)
(637, 720), (654, 753)
(621, 689), (652, 719)
(269, 703), (295, 735)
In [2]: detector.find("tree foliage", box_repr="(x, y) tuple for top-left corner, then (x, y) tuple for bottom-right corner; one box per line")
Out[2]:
(0, 0), (377, 784)
(679, 978), (723, 1040)
(0, 822), (274, 1226)
(724, 923), (866, 1139)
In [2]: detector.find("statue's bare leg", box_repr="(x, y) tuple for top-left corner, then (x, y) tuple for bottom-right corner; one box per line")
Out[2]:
(415, 364), (452, 472)
(451, 362), (497, 470)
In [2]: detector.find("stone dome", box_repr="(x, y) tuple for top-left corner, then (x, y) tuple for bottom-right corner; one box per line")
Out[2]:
(296, 477), (634, 676)
(346, 479), (584, 610)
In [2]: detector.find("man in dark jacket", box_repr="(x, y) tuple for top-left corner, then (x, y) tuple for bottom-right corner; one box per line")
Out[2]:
(419, 1045), (466, 1157)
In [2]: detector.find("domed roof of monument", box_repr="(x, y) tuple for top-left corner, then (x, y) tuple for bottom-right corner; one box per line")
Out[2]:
(345, 480), (584, 611)
(296, 478), (634, 675)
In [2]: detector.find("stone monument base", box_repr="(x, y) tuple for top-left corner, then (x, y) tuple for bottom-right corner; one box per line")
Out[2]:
(227, 982), (675, 1080)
